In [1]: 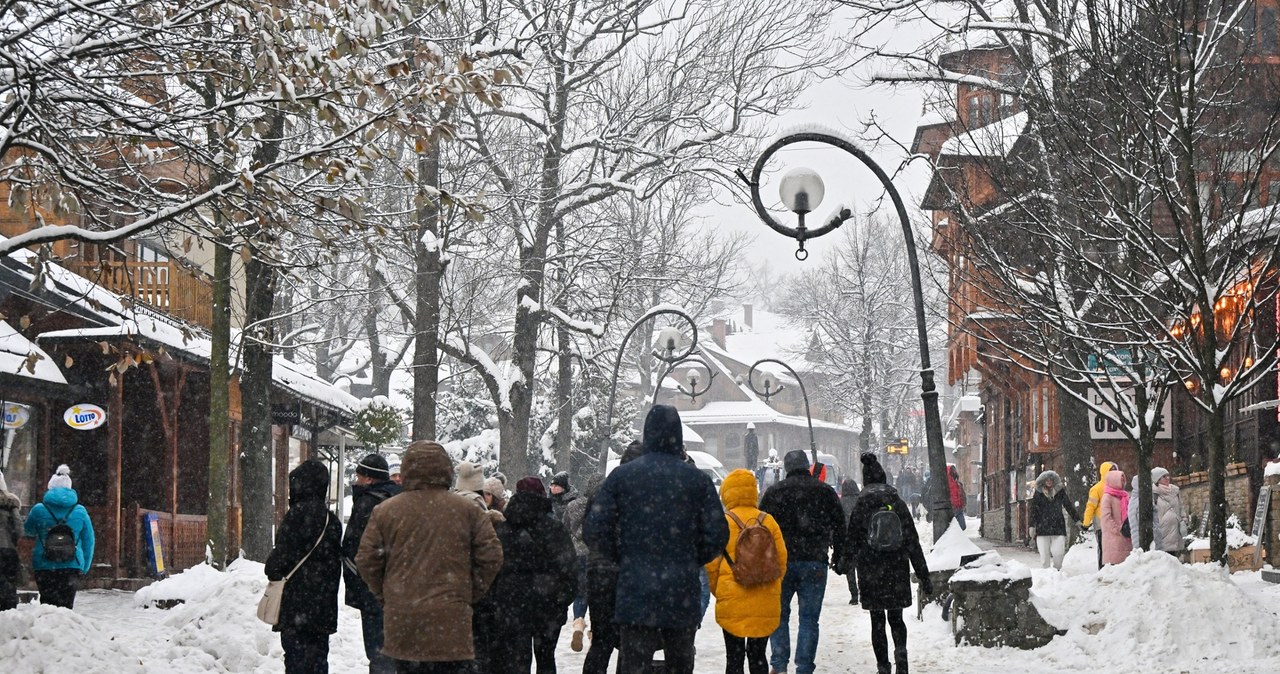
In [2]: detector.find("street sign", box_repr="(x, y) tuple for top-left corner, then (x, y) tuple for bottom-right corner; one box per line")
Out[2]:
(1087, 383), (1172, 440)
(887, 438), (910, 455)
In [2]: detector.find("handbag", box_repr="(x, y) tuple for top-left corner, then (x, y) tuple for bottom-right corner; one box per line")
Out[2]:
(257, 512), (330, 625)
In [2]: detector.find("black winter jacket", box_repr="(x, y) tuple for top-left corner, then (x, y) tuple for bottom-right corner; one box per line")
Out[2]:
(342, 479), (401, 611)
(759, 470), (847, 565)
(265, 460), (343, 635)
(487, 491), (578, 632)
(1029, 487), (1079, 537)
(845, 483), (929, 611)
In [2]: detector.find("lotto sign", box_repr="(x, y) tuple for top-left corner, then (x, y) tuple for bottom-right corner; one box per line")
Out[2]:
(64, 404), (107, 430)
(2, 403), (30, 429)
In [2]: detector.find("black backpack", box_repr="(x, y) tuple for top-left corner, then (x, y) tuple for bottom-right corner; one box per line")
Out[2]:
(865, 490), (905, 552)
(43, 511), (77, 563)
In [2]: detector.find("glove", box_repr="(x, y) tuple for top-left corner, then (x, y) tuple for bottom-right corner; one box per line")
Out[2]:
(920, 576), (934, 596)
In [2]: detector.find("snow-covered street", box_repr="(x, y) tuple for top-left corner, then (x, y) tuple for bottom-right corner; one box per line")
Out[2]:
(5, 523), (1279, 674)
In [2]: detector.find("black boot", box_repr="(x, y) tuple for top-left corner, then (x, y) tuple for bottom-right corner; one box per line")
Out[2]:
(876, 663), (891, 674)
(894, 648), (909, 674)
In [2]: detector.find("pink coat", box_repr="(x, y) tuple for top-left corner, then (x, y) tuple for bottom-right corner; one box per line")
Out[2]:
(1099, 470), (1132, 565)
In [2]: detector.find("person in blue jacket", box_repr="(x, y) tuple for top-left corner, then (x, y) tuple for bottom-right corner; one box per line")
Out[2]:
(23, 464), (95, 609)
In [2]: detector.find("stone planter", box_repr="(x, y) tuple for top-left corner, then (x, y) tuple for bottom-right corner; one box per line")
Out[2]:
(948, 557), (1062, 649)
(914, 568), (957, 620)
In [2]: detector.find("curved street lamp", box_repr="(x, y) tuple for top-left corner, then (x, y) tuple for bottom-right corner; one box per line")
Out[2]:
(598, 306), (699, 474)
(747, 358), (816, 468)
(738, 131), (953, 541)
(652, 355), (718, 405)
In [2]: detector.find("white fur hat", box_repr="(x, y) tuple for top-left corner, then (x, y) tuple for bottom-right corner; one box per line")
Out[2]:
(48, 464), (72, 490)
(455, 461), (485, 493)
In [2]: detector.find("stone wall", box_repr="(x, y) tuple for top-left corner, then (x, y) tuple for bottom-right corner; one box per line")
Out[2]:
(981, 505), (1024, 543)
(1172, 464), (1252, 531)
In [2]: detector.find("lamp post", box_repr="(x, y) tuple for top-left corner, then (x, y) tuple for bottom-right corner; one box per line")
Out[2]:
(599, 306), (699, 474)
(738, 131), (953, 542)
(747, 358), (817, 468)
(652, 355), (717, 405)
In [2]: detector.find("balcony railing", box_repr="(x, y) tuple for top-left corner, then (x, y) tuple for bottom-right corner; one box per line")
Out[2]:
(64, 259), (214, 328)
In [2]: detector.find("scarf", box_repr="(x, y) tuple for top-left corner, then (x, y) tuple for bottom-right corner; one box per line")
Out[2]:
(1104, 485), (1130, 520)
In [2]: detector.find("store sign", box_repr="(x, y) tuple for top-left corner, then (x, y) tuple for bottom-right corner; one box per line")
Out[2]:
(64, 404), (107, 430)
(2, 403), (30, 430)
(1087, 384), (1172, 440)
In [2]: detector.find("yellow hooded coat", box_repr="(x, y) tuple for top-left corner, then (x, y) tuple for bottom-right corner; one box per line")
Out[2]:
(705, 469), (788, 638)
(1082, 461), (1118, 528)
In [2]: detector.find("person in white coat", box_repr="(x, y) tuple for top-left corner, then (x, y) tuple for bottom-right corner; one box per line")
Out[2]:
(1150, 467), (1186, 554)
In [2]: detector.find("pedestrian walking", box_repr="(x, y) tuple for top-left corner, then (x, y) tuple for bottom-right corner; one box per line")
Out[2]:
(485, 477), (577, 674)
(388, 459), (403, 487)
(456, 462), (504, 524)
(838, 478), (861, 604)
(455, 461), (506, 674)
(1028, 470), (1079, 570)
(581, 442), (642, 674)
(265, 460), (343, 674)
(744, 424), (759, 471)
(563, 473), (600, 653)
(583, 405), (729, 674)
(1151, 467), (1186, 554)
(845, 454), (931, 674)
(946, 465), (967, 530)
(343, 454), (402, 674)
(1082, 461), (1119, 568)
(22, 465), (94, 609)
(1099, 468), (1133, 565)
(356, 440), (504, 674)
(895, 469), (920, 520)
(0, 471), (21, 611)
(549, 472), (578, 522)
(483, 476), (508, 513)
(758, 450), (846, 674)
(706, 469), (786, 674)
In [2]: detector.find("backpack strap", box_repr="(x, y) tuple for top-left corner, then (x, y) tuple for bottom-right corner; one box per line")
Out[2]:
(726, 510), (747, 530)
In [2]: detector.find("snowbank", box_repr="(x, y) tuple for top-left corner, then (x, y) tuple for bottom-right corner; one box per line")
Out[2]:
(0, 602), (139, 671)
(1030, 551), (1280, 664)
(924, 520), (984, 571)
(1265, 460), (1280, 478)
(950, 551), (1033, 583)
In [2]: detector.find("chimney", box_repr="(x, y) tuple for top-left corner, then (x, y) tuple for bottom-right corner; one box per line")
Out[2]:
(711, 319), (728, 349)
(743, 303), (754, 329)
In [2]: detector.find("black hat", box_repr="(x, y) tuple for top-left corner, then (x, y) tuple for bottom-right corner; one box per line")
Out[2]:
(861, 453), (887, 485)
(356, 453), (390, 479)
(783, 450), (810, 475)
(642, 405), (684, 456)
(551, 471), (571, 489)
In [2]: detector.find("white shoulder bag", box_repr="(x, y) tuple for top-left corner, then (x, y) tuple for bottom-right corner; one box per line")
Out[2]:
(257, 512), (330, 625)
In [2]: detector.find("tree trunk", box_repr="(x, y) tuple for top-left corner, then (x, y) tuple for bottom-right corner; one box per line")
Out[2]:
(1057, 384), (1094, 518)
(1136, 432), (1155, 551)
(206, 235), (233, 568)
(412, 143), (442, 440)
(240, 244), (277, 560)
(555, 324), (574, 473)
(1206, 402), (1229, 562)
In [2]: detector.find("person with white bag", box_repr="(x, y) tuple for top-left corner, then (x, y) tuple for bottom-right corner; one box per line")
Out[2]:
(264, 460), (343, 673)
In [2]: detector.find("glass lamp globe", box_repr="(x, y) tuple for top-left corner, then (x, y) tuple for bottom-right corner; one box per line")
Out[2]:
(655, 326), (683, 355)
(779, 168), (825, 214)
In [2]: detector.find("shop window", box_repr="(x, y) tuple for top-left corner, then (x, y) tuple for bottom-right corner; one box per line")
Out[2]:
(1, 402), (41, 506)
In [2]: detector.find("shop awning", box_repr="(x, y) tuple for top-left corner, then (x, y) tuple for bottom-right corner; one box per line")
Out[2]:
(0, 320), (68, 384)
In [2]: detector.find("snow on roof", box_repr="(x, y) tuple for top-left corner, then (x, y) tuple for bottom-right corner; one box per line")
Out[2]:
(0, 320), (68, 384)
(939, 112), (1028, 159)
(701, 307), (809, 379)
(681, 423), (704, 445)
(679, 400), (855, 433)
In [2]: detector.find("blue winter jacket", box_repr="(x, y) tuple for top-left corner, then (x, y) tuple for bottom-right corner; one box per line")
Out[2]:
(23, 487), (95, 574)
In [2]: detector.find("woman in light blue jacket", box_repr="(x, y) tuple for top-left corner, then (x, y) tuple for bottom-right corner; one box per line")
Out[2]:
(23, 465), (95, 608)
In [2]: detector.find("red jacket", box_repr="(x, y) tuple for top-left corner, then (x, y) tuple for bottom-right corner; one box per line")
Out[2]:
(947, 471), (966, 510)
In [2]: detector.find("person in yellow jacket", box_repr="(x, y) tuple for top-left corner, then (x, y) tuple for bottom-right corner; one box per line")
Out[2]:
(706, 469), (787, 674)
(1082, 461), (1118, 569)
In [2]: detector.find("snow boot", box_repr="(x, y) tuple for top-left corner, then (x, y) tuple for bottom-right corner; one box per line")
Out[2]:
(571, 617), (586, 652)
(894, 647), (909, 674)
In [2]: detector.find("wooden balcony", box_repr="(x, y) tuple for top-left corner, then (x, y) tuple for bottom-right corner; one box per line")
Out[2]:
(64, 259), (213, 328)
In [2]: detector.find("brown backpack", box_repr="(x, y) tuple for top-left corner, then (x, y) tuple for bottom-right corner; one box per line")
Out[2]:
(723, 511), (782, 587)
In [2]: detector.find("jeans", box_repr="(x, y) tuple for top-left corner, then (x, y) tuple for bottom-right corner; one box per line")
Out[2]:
(34, 569), (78, 609)
(573, 556), (589, 619)
(360, 606), (396, 674)
(618, 625), (696, 674)
(281, 629), (330, 674)
(954, 511), (967, 530)
(868, 609), (907, 672)
(583, 567), (620, 674)
(722, 629), (768, 674)
(769, 561), (827, 674)
(1036, 535), (1066, 570)
(699, 568), (711, 622)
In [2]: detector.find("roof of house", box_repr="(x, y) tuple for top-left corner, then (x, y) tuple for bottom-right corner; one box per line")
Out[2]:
(0, 320), (68, 384)
(679, 399), (856, 433)
(939, 112), (1028, 159)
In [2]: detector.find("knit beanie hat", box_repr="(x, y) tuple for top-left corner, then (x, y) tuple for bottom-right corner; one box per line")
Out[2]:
(483, 476), (505, 497)
(456, 461), (485, 493)
(551, 471), (571, 490)
(48, 464), (73, 490)
(355, 453), (390, 479)
(783, 450), (810, 475)
(861, 453), (887, 485)
(387, 459), (402, 477)
(515, 476), (546, 497)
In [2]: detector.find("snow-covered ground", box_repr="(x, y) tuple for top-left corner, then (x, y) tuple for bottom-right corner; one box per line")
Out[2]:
(3, 524), (1279, 673)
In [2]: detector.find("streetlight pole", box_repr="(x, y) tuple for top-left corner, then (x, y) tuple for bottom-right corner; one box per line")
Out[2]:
(598, 306), (699, 474)
(652, 355), (717, 405)
(738, 131), (953, 542)
(747, 358), (818, 468)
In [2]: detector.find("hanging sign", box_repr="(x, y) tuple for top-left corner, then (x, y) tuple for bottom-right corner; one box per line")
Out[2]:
(142, 512), (167, 578)
(2, 403), (30, 430)
(64, 404), (107, 430)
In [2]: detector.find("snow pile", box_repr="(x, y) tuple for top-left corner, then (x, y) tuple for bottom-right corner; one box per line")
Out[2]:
(0, 602), (139, 671)
(135, 562), (229, 606)
(950, 551), (1033, 583)
(924, 520), (984, 571)
(1031, 551), (1280, 664)
(1265, 460), (1280, 478)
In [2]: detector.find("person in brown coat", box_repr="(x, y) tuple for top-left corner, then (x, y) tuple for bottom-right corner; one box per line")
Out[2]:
(356, 441), (504, 674)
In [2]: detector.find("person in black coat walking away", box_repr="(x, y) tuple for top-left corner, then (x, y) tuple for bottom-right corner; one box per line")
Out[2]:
(896, 468), (921, 519)
(846, 454), (930, 674)
(838, 477), (861, 605)
(584, 406), (729, 674)
(1029, 470), (1079, 570)
(758, 450), (846, 674)
(483, 476), (577, 674)
(581, 442), (640, 674)
(266, 460), (343, 674)
(342, 454), (401, 674)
